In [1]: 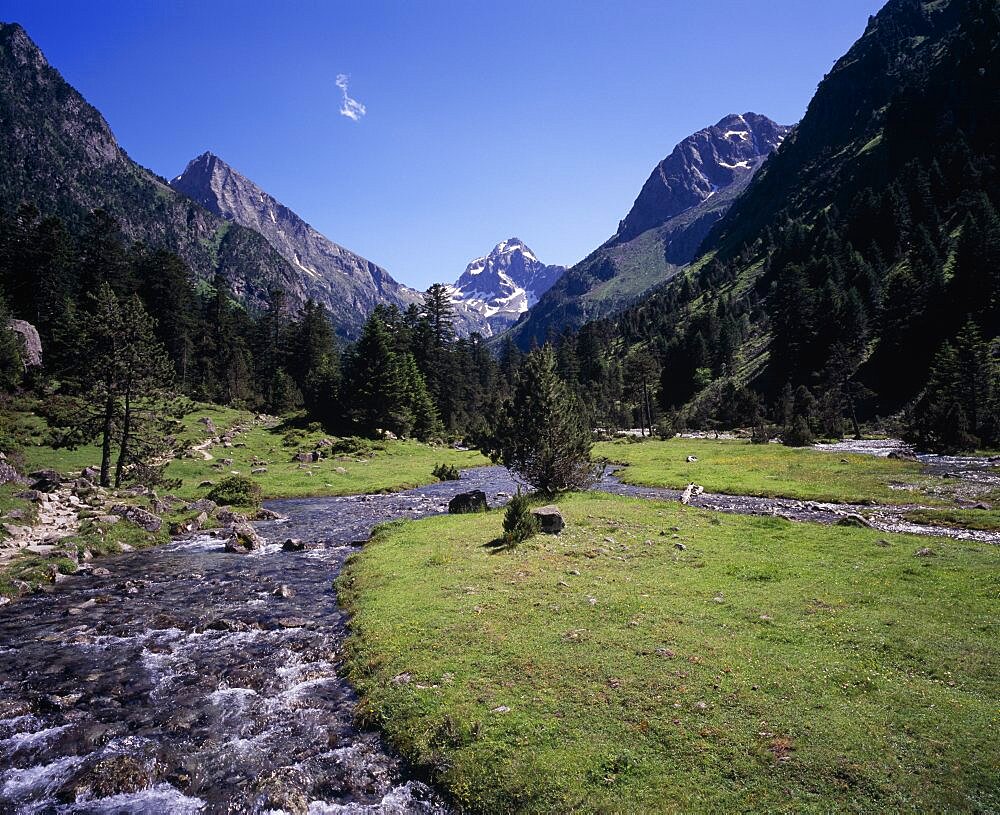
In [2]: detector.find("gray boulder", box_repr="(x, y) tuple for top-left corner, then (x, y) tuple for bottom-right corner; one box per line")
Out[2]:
(225, 523), (264, 554)
(0, 460), (27, 487)
(448, 490), (488, 514)
(532, 505), (565, 534)
(110, 504), (163, 533)
(8, 319), (42, 368)
(29, 469), (62, 492)
(187, 498), (217, 514)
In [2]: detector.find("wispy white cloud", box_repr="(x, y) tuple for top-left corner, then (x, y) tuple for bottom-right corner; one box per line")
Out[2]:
(336, 73), (366, 122)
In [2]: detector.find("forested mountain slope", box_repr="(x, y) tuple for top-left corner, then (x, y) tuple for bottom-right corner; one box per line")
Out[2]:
(506, 113), (790, 349)
(556, 0), (1000, 450)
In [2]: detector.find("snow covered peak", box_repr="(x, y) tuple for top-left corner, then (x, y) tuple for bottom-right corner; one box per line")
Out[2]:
(448, 239), (566, 337)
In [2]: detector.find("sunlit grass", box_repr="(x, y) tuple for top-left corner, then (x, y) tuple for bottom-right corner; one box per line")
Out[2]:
(340, 492), (1000, 813)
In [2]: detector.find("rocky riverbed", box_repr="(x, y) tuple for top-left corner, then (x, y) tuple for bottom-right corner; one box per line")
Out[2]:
(0, 467), (520, 814)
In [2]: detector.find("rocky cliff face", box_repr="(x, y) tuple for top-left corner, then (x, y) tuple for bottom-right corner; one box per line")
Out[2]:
(171, 153), (420, 336)
(614, 113), (790, 246)
(505, 113), (791, 348)
(0, 22), (300, 314)
(447, 239), (564, 336)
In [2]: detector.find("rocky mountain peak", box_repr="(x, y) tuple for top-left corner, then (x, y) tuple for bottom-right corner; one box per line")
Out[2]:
(171, 152), (419, 335)
(448, 238), (565, 337)
(613, 112), (792, 244)
(0, 23), (48, 71)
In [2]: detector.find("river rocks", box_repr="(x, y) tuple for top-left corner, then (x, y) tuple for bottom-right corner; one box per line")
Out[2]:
(282, 538), (307, 552)
(532, 505), (565, 534)
(836, 513), (873, 528)
(225, 523), (264, 554)
(888, 450), (919, 461)
(254, 507), (283, 521)
(680, 484), (704, 505)
(255, 767), (311, 815)
(111, 505), (163, 533)
(216, 507), (246, 524)
(448, 490), (488, 514)
(273, 583), (295, 599)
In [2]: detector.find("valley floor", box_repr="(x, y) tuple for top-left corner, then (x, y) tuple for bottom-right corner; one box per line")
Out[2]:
(340, 491), (1000, 814)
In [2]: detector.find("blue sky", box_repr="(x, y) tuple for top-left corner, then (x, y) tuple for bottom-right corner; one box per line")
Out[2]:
(5, 0), (885, 289)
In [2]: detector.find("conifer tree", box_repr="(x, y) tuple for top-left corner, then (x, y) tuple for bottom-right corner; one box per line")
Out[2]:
(486, 346), (594, 494)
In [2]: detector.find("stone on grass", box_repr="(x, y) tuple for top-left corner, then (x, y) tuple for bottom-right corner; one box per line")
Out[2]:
(448, 490), (488, 514)
(532, 505), (565, 534)
(110, 505), (162, 533)
(915, 547), (936, 558)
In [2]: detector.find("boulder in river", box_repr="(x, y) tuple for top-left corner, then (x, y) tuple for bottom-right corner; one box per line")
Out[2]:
(448, 490), (488, 514)
(532, 505), (565, 534)
(111, 504), (163, 533)
(282, 538), (308, 552)
(57, 754), (155, 802)
(225, 522), (264, 554)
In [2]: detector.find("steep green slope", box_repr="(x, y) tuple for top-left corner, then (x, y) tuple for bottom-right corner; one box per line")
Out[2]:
(602, 0), (1000, 430)
(0, 22), (299, 312)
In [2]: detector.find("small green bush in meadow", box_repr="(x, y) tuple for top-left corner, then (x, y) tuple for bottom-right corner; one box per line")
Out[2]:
(501, 489), (538, 547)
(206, 475), (262, 508)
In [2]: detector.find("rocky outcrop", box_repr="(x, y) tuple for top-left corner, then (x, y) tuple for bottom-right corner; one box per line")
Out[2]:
(8, 319), (41, 368)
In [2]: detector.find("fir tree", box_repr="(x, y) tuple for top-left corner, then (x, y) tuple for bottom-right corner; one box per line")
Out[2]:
(486, 346), (594, 494)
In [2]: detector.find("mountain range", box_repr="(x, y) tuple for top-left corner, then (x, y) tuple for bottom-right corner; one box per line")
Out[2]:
(169, 152), (420, 337)
(505, 112), (791, 348)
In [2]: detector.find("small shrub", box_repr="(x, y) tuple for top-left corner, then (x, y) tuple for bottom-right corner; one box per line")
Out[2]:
(501, 490), (539, 547)
(433, 463), (461, 481)
(781, 415), (815, 447)
(750, 423), (773, 445)
(206, 475), (262, 508)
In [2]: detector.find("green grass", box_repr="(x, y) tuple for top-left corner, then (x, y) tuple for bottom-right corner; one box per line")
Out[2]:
(166, 422), (489, 500)
(340, 493), (999, 814)
(595, 438), (934, 505)
(5, 400), (486, 500)
(902, 508), (1000, 532)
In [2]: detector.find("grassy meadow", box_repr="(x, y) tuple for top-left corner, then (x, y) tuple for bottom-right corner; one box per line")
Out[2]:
(340, 492), (999, 814)
(594, 437), (935, 505)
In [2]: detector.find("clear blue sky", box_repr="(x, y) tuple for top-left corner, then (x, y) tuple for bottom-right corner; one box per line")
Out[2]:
(5, 0), (885, 289)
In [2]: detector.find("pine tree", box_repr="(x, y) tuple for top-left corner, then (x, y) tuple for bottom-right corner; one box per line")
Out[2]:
(486, 346), (594, 494)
